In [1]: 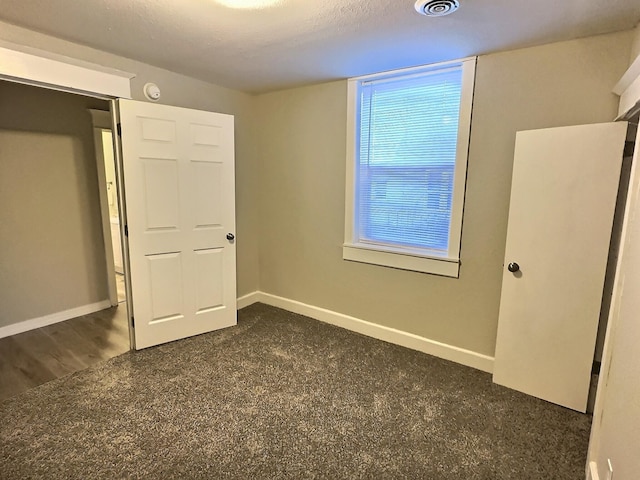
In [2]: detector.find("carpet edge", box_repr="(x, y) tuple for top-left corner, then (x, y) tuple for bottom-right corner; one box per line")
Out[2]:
(241, 290), (494, 373)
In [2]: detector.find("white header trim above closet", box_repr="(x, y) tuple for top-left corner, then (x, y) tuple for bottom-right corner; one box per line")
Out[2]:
(0, 40), (134, 99)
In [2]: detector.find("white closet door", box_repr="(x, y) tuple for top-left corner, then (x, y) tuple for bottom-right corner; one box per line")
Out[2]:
(493, 122), (627, 412)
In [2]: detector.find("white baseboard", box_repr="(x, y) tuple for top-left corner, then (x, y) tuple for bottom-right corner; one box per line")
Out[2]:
(0, 299), (113, 339)
(240, 291), (494, 373)
(588, 461), (600, 480)
(237, 291), (262, 309)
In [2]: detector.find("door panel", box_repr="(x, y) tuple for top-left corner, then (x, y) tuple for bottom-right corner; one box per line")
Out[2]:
(142, 159), (180, 229)
(195, 249), (225, 312)
(193, 162), (223, 227)
(118, 99), (236, 349)
(147, 252), (184, 322)
(493, 122), (627, 412)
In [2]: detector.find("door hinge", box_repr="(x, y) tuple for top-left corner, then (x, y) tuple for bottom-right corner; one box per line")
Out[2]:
(592, 361), (601, 375)
(124, 224), (128, 237)
(116, 123), (122, 137)
(131, 316), (135, 328)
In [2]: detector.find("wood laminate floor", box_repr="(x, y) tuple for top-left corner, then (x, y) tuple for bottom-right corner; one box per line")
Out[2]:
(0, 303), (130, 402)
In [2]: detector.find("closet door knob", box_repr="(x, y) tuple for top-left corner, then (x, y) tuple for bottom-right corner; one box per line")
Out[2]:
(226, 233), (235, 241)
(507, 262), (520, 273)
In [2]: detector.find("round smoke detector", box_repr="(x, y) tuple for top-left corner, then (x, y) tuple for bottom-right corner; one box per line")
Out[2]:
(415, 0), (460, 16)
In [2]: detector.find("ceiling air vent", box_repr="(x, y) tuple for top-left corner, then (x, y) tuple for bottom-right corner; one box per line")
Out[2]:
(415, 0), (460, 16)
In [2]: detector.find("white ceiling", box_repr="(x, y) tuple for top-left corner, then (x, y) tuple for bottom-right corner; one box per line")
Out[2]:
(0, 0), (639, 93)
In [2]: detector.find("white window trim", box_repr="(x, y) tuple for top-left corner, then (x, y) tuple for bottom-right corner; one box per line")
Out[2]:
(343, 57), (476, 278)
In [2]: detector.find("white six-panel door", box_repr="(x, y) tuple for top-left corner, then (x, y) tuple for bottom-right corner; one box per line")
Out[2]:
(118, 99), (236, 349)
(493, 122), (627, 412)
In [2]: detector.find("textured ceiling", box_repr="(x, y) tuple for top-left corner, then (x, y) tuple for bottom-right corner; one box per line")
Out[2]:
(0, 0), (639, 93)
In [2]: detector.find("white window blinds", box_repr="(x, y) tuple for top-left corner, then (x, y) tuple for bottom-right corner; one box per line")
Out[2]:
(356, 66), (463, 253)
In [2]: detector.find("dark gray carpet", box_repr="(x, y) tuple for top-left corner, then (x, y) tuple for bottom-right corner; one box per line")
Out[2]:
(0, 303), (590, 479)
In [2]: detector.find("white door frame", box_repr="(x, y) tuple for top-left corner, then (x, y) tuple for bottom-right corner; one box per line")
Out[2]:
(0, 43), (136, 347)
(88, 109), (118, 307)
(587, 45), (640, 478)
(109, 101), (136, 349)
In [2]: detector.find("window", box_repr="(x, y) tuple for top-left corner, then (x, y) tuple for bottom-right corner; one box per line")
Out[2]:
(343, 58), (476, 277)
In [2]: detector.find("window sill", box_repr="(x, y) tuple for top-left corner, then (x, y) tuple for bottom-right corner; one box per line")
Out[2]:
(342, 243), (460, 278)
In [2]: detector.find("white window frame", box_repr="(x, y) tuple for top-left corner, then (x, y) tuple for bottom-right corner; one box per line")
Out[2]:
(343, 57), (476, 278)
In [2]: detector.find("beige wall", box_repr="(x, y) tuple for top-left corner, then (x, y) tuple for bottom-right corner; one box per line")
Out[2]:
(0, 82), (109, 326)
(0, 20), (261, 299)
(254, 31), (632, 357)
